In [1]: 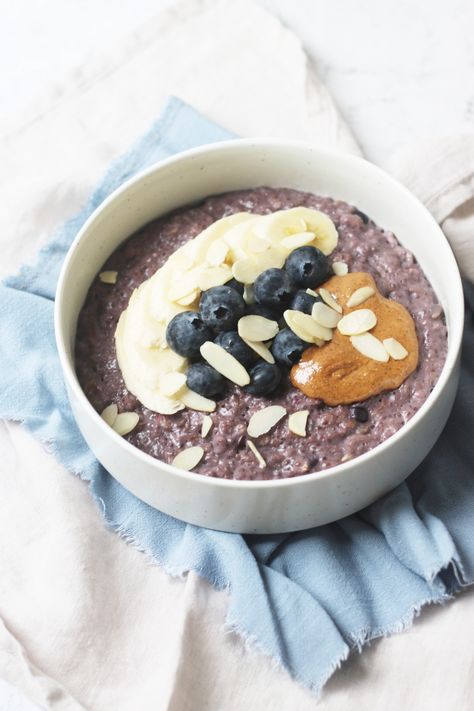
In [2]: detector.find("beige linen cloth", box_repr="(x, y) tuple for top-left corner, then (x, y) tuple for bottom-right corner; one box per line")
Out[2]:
(0, 1), (473, 709)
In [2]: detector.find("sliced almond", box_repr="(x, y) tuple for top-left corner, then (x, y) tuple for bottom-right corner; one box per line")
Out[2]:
(284, 310), (332, 343)
(288, 410), (309, 437)
(113, 412), (139, 436)
(281, 231), (315, 250)
(350, 333), (389, 362)
(237, 315), (279, 342)
(319, 288), (343, 314)
(248, 235), (271, 253)
(198, 265), (232, 291)
(99, 270), (118, 284)
(332, 261), (348, 276)
(337, 309), (377, 336)
(179, 387), (216, 412)
(243, 284), (255, 305)
(255, 207), (338, 255)
(341, 453), (353, 463)
(101, 403), (118, 427)
(253, 210), (306, 243)
(232, 257), (261, 284)
(142, 393), (185, 415)
(254, 246), (286, 273)
(232, 247), (285, 284)
(312, 302), (342, 328)
(172, 446), (204, 471)
(160, 372), (187, 397)
(201, 415), (213, 438)
(247, 440), (266, 468)
(176, 290), (200, 306)
(306, 288), (319, 298)
(242, 338), (275, 364)
(206, 239), (229, 266)
(168, 280), (199, 303)
(383, 337), (408, 360)
(200, 341), (250, 386)
(347, 286), (375, 308)
(169, 249), (195, 271)
(247, 405), (287, 438)
(224, 218), (257, 261)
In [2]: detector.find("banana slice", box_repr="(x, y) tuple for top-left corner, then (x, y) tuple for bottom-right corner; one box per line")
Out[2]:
(254, 207), (338, 255)
(205, 239), (229, 266)
(115, 206), (337, 415)
(115, 285), (187, 414)
(223, 217), (261, 262)
(232, 246), (286, 284)
(188, 212), (256, 264)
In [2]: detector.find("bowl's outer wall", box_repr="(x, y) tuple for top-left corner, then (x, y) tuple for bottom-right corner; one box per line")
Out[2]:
(56, 141), (464, 533)
(68, 362), (459, 533)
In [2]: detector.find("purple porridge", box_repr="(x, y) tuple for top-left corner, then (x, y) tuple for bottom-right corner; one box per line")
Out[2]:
(75, 187), (447, 480)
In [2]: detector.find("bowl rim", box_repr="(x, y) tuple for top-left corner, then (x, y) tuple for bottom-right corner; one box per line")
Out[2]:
(54, 137), (464, 490)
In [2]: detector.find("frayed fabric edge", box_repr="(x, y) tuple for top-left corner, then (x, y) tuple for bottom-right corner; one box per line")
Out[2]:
(3, 417), (474, 696)
(222, 616), (351, 698)
(221, 586), (460, 697)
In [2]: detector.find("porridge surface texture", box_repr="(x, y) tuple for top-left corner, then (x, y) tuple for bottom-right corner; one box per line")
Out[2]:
(75, 187), (447, 480)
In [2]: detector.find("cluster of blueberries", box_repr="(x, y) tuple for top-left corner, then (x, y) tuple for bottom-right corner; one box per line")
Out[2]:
(166, 245), (332, 398)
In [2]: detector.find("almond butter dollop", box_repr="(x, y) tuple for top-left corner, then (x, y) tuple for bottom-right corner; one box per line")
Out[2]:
(290, 272), (419, 405)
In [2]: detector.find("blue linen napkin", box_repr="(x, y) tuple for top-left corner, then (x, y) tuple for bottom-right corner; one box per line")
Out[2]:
(1, 96), (473, 693)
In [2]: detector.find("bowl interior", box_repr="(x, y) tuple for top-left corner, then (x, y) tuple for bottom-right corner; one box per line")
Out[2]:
(55, 139), (464, 486)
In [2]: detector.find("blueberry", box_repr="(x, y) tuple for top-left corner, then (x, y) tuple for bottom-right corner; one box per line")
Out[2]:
(352, 208), (369, 224)
(284, 246), (331, 289)
(226, 278), (245, 296)
(199, 285), (246, 332)
(253, 268), (293, 311)
(350, 405), (369, 423)
(214, 331), (257, 368)
(289, 289), (322, 315)
(166, 311), (213, 358)
(272, 328), (310, 367)
(186, 362), (226, 399)
(245, 302), (281, 321)
(244, 362), (282, 396)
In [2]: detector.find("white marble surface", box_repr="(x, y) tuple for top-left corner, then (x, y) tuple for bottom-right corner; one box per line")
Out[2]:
(0, 1), (473, 709)
(260, 0), (474, 165)
(2, 0), (474, 167)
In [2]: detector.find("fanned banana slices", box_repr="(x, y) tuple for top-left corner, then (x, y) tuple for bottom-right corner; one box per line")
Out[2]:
(253, 207), (338, 256)
(115, 207), (339, 415)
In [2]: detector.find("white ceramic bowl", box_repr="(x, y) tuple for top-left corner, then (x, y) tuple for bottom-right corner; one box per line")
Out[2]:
(55, 139), (463, 534)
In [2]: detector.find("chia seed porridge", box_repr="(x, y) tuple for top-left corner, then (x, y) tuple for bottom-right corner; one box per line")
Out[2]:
(75, 187), (447, 480)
